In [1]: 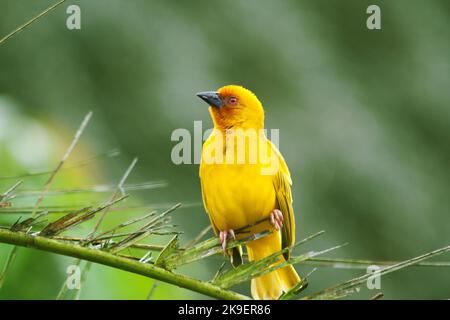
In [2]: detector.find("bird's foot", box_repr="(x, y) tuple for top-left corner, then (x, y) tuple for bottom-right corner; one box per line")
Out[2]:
(219, 229), (236, 251)
(270, 209), (284, 230)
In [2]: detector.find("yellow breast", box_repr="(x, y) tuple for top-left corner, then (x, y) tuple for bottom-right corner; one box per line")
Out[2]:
(200, 129), (278, 231)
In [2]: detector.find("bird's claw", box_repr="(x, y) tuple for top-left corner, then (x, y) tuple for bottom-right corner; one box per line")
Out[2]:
(270, 209), (284, 231)
(219, 229), (236, 251)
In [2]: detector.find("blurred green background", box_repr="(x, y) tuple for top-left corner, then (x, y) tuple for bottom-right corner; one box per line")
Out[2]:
(0, 0), (449, 299)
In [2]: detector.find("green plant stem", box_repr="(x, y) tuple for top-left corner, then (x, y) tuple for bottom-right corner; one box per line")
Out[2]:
(0, 229), (250, 300)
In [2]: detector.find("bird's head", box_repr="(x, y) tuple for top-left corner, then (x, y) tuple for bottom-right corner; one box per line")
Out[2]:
(196, 85), (264, 130)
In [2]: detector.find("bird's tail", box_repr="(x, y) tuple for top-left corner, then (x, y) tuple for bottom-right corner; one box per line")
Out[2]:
(246, 231), (300, 300)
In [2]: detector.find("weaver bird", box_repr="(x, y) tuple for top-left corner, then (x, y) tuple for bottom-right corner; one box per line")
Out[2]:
(197, 85), (300, 300)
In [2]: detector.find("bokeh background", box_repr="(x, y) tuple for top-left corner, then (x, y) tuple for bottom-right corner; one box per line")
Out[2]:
(0, 0), (449, 299)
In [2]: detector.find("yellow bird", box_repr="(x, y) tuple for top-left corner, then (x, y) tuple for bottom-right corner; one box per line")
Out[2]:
(197, 85), (300, 300)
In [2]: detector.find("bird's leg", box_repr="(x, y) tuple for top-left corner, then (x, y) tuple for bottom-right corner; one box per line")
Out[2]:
(219, 229), (236, 251)
(270, 209), (284, 231)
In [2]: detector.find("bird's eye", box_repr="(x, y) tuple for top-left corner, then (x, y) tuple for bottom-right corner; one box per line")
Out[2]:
(228, 96), (238, 106)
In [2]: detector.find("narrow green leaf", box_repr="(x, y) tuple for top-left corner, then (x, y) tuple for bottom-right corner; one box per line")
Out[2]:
(40, 208), (91, 237)
(302, 245), (450, 300)
(155, 235), (180, 269)
(301, 257), (450, 269)
(0, 246), (19, 288)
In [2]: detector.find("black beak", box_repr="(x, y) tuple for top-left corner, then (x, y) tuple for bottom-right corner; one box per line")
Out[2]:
(196, 91), (223, 108)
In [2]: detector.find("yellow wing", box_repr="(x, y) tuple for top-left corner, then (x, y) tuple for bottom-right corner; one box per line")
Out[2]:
(271, 141), (296, 260)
